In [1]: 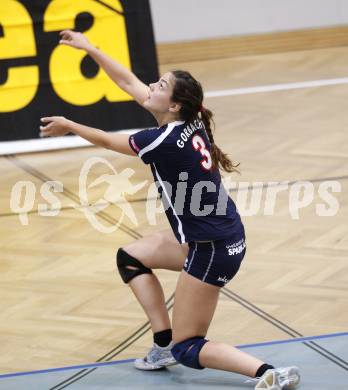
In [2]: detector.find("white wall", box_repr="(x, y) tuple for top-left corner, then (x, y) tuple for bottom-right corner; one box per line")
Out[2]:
(149, 0), (348, 43)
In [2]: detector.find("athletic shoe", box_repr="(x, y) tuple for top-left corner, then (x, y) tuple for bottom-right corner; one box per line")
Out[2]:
(251, 366), (301, 389)
(134, 341), (178, 370)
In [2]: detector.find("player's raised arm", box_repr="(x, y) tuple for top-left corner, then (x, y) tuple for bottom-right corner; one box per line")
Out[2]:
(59, 30), (150, 107)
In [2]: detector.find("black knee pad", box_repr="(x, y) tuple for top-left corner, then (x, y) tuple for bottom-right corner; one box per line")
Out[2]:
(116, 248), (153, 284)
(171, 336), (208, 369)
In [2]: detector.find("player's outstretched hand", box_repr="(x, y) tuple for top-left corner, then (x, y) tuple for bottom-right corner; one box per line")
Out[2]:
(39, 116), (72, 138)
(59, 30), (93, 51)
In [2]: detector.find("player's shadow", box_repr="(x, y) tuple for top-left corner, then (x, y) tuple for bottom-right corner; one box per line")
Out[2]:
(167, 366), (252, 388)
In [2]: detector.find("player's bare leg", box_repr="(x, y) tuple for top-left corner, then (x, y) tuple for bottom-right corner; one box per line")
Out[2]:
(119, 229), (188, 370)
(172, 270), (265, 377)
(122, 229), (188, 332)
(171, 271), (300, 388)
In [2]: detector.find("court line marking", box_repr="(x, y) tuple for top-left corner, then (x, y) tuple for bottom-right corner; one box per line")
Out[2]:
(48, 300), (175, 390)
(6, 155), (142, 240)
(237, 331), (348, 349)
(2, 76), (348, 155)
(221, 288), (348, 370)
(204, 77), (348, 98)
(0, 331), (346, 380)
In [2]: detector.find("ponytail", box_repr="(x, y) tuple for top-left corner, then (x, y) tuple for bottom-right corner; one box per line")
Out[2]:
(171, 70), (240, 174)
(200, 108), (240, 174)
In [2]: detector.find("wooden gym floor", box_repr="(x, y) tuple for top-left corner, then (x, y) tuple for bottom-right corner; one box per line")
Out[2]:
(0, 45), (347, 378)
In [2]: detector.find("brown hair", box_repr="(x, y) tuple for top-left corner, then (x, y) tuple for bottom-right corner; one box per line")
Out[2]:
(171, 70), (240, 174)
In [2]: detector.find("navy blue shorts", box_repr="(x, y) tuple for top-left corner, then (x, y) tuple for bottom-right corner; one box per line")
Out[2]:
(183, 233), (246, 287)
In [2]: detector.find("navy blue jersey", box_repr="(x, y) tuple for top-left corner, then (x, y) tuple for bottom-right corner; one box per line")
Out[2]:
(129, 120), (244, 244)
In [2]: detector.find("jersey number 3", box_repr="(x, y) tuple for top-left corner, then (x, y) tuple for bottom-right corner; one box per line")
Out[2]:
(192, 135), (212, 170)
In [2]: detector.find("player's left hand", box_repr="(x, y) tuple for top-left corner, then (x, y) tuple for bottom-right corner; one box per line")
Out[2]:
(40, 116), (72, 137)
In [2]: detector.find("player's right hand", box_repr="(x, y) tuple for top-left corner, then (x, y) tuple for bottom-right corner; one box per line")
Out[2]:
(59, 30), (92, 51)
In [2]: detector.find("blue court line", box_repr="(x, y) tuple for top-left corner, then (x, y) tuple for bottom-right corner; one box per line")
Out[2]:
(0, 359), (136, 380)
(0, 331), (347, 380)
(236, 331), (348, 349)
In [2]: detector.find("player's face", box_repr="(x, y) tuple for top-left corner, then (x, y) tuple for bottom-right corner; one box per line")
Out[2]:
(144, 72), (180, 115)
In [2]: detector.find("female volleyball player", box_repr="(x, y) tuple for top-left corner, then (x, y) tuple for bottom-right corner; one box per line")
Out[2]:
(39, 30), (300, 389)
